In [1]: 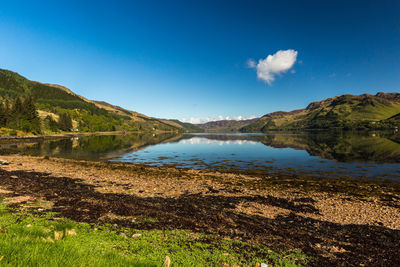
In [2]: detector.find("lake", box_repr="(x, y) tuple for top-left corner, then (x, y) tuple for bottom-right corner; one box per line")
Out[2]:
(2, 131), (400, 181)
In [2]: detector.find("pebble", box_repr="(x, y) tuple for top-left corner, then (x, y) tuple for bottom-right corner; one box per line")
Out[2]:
(0, 160), (9, 165)
(131, 233), (141, 238)
(10, 175), (18, 179)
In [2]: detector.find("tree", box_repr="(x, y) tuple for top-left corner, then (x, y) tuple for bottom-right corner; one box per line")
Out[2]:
(23, 96), (38, 120)
(12, 97), (24, 114)
(2, 99), (11, 127)
(0, 103), (6, 127)
(22, 96), (41, 133)
(44, 115), (59, 132)
(58, 113), (73, 131)
(7, 97), (24, 130)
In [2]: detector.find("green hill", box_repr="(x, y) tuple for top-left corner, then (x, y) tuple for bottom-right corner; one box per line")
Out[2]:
(196, 118), (258, 132)
(241, 93), (400, 132)
(385, 112), (400, 125)
(0, 68), (180, 134)
(167, 119), (204, 132)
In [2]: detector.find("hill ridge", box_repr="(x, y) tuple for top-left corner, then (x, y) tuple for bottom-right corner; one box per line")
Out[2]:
(241, 92), (400, 132)
(0, 68), (189, 133)
(195, 92), (400, 132)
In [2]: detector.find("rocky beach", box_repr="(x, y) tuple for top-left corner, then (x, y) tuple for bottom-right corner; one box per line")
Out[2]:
(0, 155), (399, 266)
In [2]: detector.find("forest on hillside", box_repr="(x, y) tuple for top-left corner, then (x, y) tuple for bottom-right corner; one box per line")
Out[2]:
(0, 69), (181, 135)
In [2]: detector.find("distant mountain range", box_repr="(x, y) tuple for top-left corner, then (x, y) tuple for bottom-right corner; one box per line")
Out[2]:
(196, 92), (400, 132)
(2, 68), (399, 134)
(195, 118), (258, 132)
(167, 119), (204, 132)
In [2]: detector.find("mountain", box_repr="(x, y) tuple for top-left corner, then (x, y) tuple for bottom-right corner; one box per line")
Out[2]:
(196, 118), (258, 132)
(3, 68), (398, 134)
(167, 119), (204, 132)
(240, 92), (400, 132)
(0, 68), (180, 133)
(88, 102), (204, 132)
(41, 83), (149, 120)
(91, 100), (146, 119)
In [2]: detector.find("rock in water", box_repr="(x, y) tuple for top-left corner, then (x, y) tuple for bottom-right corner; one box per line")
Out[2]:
(163, 256), (171, 267)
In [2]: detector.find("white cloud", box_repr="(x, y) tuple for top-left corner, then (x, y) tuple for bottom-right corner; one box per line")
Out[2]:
(246, 59), (256, 68)
(248, 49), (298, 85)
(181, 115), (257, 124)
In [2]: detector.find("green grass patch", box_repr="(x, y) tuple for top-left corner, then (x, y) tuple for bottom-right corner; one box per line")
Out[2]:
(0, 202), (309, 266)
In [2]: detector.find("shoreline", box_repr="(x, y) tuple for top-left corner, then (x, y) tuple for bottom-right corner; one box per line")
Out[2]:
(0, 130), (180, 142)
(0, 154), (399, 265)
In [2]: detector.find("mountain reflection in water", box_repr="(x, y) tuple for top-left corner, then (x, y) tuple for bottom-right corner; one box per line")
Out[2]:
(2, 131), (400, 180)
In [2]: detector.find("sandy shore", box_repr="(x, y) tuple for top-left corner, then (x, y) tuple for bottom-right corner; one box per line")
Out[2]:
(0, 155), (399, 266)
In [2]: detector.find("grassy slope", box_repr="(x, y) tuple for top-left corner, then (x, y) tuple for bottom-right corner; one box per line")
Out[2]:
(168, 119), (204, 132)
(241, 93), (400, 132)
(0, 68), (181, 133)
(0, 69), (104, 115)
(197, 119), (258, 133)
(0, 202), (308, 266)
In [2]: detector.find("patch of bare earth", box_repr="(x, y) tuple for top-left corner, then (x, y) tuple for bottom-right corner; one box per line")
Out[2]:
(0, 155), (399, 266)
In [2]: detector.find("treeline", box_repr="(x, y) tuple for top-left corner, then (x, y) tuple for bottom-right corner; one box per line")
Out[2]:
(43, 113), (73, 132)
(0, 69), (124, 119)
(0, 96), (41, 133)
(0, 69), (181, 135)
(0, 96), (76, 134)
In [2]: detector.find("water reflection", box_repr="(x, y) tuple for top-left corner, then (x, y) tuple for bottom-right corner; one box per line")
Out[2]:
(180, 137), (258, 145)
(188, 131), (400, 163)
(1, 131), (400, 180)
(1, 133), (181, 160)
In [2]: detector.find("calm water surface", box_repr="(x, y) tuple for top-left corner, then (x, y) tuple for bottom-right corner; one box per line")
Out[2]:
(2, 131), (400, 180)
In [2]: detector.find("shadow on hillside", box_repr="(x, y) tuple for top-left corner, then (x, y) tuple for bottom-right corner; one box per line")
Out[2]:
(0, 169), (399, 266)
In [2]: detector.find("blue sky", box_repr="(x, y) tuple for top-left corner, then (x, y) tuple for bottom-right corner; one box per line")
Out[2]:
(0, 0), (399, 123)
